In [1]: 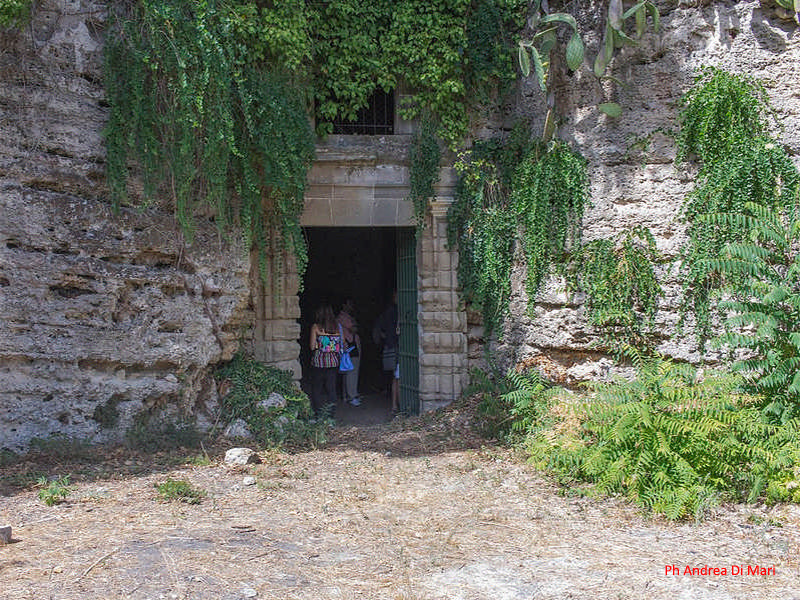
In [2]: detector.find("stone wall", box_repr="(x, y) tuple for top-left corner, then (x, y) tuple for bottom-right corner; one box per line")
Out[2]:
(3, 0), (799, 448)
(479, 1), (800, 380)
(0, 1), (254, 451)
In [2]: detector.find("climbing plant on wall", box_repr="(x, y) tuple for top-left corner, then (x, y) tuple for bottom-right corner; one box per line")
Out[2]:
(104, 0), (315, 277)
(677, 67), (800, 344)
(450, 125), (666, 346)
(104, 0), (527, 275)
(0, 0), (31, 27)
(448, 126), (589, 337)
(408, 113), (442, 230)
(311, 0), (526, 145)
(569, 226), (663, 350)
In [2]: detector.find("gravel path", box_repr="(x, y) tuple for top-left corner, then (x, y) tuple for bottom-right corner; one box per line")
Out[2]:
(1, 422), (798, 600)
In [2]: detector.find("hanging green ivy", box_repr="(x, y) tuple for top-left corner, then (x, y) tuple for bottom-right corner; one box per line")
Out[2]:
(569, 226), (663, 350)
(408, 114), (442, 230)
(677, 67), (800, 344)
(512, 141), (589, 300)
(311, 0), (526, 145)
(104, 0), (315, 277)
(104, 0), (527, 278)
(448, 126), (589, 337)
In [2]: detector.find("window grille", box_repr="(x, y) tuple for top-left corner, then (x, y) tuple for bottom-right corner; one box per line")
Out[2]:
(331, 88), (394, 135)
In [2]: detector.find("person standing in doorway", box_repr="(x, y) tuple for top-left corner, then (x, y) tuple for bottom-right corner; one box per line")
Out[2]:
(309, 304), (341, 418)
(337, 299), (362, 406)
(373, 290), (399, 414)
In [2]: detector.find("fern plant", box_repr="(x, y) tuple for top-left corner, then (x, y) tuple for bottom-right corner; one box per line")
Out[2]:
(701, 203), (800, 422)
(525, 353), (800, 519)
(466, 365), (555, 442)
(677, 68), (800, 343)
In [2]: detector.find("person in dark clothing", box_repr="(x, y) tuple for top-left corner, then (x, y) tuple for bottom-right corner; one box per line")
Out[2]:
(373, 291), (399, 413)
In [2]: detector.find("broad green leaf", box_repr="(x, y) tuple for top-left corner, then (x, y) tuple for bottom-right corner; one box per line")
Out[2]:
(646, 1), (660, 32)
(608, 0), (623, 30)
(635, 6), (646, 38)
(543, 108), (556, 141)
(537, 29), (557, 56)
(518, 43), (531, 77)
(594, 51), (607, 78)
(530, 45), (547, 91)
(599, 102), (623, 117)
(604, 22), (615, 62)
(614, 27), (638, 47)
(623, 1), (647, 20)
(540, 12), (579, 32)
(566, 32), (584, 71)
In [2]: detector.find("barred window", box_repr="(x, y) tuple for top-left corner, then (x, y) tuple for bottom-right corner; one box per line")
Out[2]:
(332, 88), (394, 135)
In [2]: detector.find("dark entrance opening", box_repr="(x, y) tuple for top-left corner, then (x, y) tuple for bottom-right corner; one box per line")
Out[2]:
(299, 227), (398, 416)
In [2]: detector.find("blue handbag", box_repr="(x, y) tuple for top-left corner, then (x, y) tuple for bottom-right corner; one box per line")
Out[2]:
(339, 325), (354, 372)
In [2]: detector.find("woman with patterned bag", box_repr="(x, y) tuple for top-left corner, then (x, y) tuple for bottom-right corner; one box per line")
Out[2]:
(309, 304), (341, 418)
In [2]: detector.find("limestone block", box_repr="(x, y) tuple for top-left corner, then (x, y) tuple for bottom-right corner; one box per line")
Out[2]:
(420, 311), (466, 333)
(421, 374), (440, 395)
(260, 340), (300, 363)
(421, 332), (466, 354)
(420, 290), (459, 312)
(224, 447), (260, 464)
(420, 353), (466, 369)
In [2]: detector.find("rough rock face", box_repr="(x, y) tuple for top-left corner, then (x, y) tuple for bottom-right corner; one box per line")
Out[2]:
(480, 1), (800, 378)
(2, 1), (799, 448)
(0, 1), (253, 451)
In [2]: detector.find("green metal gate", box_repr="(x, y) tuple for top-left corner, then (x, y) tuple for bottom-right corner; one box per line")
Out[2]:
(397, 228), (420, 415)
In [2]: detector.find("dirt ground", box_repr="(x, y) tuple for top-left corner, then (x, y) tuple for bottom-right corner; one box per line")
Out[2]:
(1, 399), (799, 600)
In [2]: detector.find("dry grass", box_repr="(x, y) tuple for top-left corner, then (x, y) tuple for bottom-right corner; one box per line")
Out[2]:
(1, 401), (798, 599)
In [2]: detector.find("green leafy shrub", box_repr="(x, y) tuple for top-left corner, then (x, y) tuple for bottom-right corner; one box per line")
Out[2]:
(155, 478), (206, 504)
(701, 203), (800, 422)
(523, 354), (800, 519)
(677, 68), (800, 343)
(448, 129), (589, 338)
(569, 226), (662, 349)
(216, 354), (329, 447)
(37, 475), (71, 506)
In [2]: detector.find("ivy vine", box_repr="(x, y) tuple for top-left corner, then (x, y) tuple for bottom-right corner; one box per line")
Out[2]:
(512, 141), (589, 299)
(104, 0), (527, 278)
(569, 226), (662, 350)
(448, 126), (589, 337)
(677, 67), (800, 344)
(311, 0), (526, 145)
(408, 114), (442, 230)
(104, 0), (315, 278)
(0, 0), (31, 28)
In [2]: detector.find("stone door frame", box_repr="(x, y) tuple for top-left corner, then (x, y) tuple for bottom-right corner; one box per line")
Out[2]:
(250, 136), (467, 411)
